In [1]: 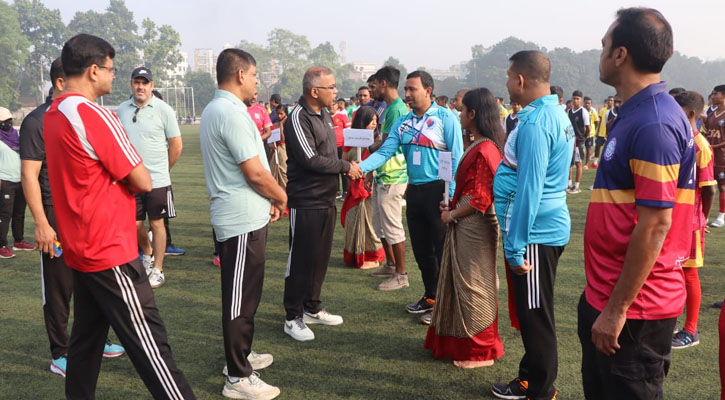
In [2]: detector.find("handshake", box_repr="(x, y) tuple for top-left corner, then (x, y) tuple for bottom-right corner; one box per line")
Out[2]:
(346, 161), (364, 180)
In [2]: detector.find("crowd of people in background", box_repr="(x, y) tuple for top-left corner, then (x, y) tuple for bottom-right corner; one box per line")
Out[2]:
(3, 5), (725, 400)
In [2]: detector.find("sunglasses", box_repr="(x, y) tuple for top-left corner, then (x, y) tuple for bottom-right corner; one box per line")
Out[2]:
(132, 107), (140, 123)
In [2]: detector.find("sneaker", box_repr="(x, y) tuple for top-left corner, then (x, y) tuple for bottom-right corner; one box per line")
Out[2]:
(378, 272), (410, 291)
(222, 351), (274, 375)
(102, 340), (125, 358)
(565, 187), (581, 194)
(303, 309), (343, 326)
(214, 255), (221, 268)
(12, 240), (35, 251)
(709, 218), (725, 228)
(588, 185), (594, 190)
(491, 377), (528, 399)
(149, 268), (165, 289)
(420, 313), (432, 325)
(142, 254), (154, 276)
(371, 264), (396, 277)
(406, 297), (434, 314)
(714, 301), (723, 309)
(165, 244), (186, 256)
(590, 163), (599, 168)
(50, 356), (67, 377)
(672, 329), (700, 349)
(0, 246), (15, 258)
(284, 317), (314, 341)
(222, 372), (280, 400)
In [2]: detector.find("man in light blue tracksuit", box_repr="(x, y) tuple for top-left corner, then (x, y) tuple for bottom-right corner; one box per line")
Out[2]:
(490, 51), (573, 400)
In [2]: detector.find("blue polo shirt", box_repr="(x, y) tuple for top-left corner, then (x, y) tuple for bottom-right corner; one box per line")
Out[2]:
(359, 102), (462, 197)
(200, 90), (271, 240)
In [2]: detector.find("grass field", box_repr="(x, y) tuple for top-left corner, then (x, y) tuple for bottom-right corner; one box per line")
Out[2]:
(1, 124), (723, 399)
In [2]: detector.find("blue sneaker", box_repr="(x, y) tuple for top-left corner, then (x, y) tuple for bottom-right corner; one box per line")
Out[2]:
(672, 329), (700, 349)
(50, 356), (67, 377)
(103, 340), (125, 358)
(165, 244), (185, 256)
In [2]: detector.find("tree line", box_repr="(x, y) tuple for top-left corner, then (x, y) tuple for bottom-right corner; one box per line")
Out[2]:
(1, 0), (722, 113)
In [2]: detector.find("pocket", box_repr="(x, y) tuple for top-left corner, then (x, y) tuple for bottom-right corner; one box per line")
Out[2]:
(610, 358), (664, 382)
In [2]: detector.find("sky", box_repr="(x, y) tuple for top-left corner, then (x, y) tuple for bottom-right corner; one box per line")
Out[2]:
(36, 0), (725, 70)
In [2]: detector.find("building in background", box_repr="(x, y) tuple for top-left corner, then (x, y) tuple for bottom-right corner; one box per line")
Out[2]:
(194, 48), (215, 77)
(348, 62), (377, 81)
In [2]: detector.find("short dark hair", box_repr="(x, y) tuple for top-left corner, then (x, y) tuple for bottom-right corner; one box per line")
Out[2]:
(713, 85), (725, 95)
(357, 86), (370, 94)
(509, 50), (551, 84)
(270, 93), (281, 104)
(437, 95), (448, 104)
(550, 85), (563, 99)
(572, 90), (583, 98)
(302, 66), (333, 93)
(583, 96), (592, 102)
(668, 87), (686, 96)
(61, 34), (115, 77)
(674, 91), (704, 114)
(406, 70), (434, 90)
(375, 65), (400, 89)
(337, 98), (347, 107)
(216, 48), (256, 85)
(611, 7), (673, 73)
(366, 73), (377, 83)
(50, 57), (65, 86)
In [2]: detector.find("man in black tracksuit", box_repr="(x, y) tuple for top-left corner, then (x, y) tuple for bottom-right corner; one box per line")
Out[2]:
(282, 66), (363, 341)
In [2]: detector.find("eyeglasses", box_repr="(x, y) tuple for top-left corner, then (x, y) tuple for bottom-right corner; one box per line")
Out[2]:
(97, 65), (118, 75)
(132, 107), (140, 123)
(314, 85), (337, 91)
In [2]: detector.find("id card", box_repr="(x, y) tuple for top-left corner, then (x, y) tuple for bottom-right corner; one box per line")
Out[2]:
(412, 151), (421, 165)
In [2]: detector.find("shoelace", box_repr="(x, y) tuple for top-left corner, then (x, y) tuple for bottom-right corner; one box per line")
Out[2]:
(294, 318), (307, 330)
(248, 371), (262, 386)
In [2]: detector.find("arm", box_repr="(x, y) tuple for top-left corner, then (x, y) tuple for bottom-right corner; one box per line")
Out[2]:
(285, 111), (350, 174)
(167, 136), (183, 170)
(21, 160), (56, 256)
(443, 112), (464, 198)
(261, 125), (272, 140)
(702, 185), (716, 219)
(359, 122), (402, 173)
(239, 156), (287, 222)
(123, 164), (152, 193)
(591, 206), (672, 355)
(504, 123), (550, 267)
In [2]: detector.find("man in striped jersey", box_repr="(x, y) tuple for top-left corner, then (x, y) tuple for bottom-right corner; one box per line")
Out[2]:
(200, 48), (285, 399)
(44, 34), (195, 399)
(117, 66), (183, 289)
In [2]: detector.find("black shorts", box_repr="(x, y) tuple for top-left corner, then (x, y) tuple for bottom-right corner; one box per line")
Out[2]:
(135, 186), (176, 221)
(595, 136), (606, 146)
(585, 137), (594, 147)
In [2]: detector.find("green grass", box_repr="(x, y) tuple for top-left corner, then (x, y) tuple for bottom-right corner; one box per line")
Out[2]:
(0, 124), (722, 399)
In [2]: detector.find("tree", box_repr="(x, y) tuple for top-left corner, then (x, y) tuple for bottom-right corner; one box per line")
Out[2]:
(267, 28), (309, 72)
(184, 70), (215, 113)
(140, 18), (182, 86)
(0, 1), (29, 110)
(309, 42), (338, 67)
(383, 56), (408, 97)
(68, 0), (142, 104)
(13, 0), (69, 105)
(238, 40), (274, 101)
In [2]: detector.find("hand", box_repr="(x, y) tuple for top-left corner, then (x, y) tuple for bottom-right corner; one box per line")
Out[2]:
(509, 259), (532, 275)
(591, 306), (627, 355)
(35, 221), (58, 259)
(441, 210), (454, 224)
(439, 200), (449, 213)
(347, 161), (363, 180)
(364, 172), (373, 191)
(270, 199), (286, 223)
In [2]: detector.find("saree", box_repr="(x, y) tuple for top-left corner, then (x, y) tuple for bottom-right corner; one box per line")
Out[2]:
(269, 143), (288, 189)
(340, 148), (385, 268)
(424, 138), (504, 361)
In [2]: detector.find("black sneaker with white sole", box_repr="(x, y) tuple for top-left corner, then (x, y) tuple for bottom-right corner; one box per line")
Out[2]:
(491, 377), (528, 399)
(405, 297), (434, 314)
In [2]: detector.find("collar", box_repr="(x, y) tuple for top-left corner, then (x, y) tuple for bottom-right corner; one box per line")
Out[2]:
(518, 94), (558, 121)
(389, 97), (404, 108)
(215, 89), (246, 111)
(298, 96), (322, 116)
(619, 82), (667, 116)
(130, 95), (156, 109)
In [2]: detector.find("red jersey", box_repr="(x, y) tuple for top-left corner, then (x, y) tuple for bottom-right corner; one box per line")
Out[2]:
(43, 94), (142, 272)
(684, 131), (716, 268)
(332, 111), (351, 147)
(249, 103), (272, 136)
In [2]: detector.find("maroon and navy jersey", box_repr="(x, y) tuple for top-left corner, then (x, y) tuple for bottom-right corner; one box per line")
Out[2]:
(704, 109), (725, 167)
(44, 94), (142, 272)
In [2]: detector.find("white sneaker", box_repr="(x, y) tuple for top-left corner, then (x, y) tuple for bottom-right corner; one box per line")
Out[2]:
(284, 317), (315, 341)
(709, 218), (725, 228)
(142, 254), (154, 276)
(222, 372), (280, 399)
(149, 268), (165, 289)
(303, 309), (343, 326)
(222, 352), (273, 375)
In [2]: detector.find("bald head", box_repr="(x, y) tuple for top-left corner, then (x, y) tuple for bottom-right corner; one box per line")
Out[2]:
(303, 66), (333, 94)
(509, 50), (550, 84)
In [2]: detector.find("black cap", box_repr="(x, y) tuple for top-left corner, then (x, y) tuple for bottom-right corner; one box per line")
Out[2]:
(131, 66), (153, 82)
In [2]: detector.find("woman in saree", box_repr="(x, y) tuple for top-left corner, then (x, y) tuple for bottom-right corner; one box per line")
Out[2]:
(340, 106), (386, 269)
(424, 88), (507, 368)
(269, 104), (288, 190)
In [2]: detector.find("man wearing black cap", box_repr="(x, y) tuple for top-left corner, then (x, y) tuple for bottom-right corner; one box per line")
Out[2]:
(117, 66), (183, 289)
